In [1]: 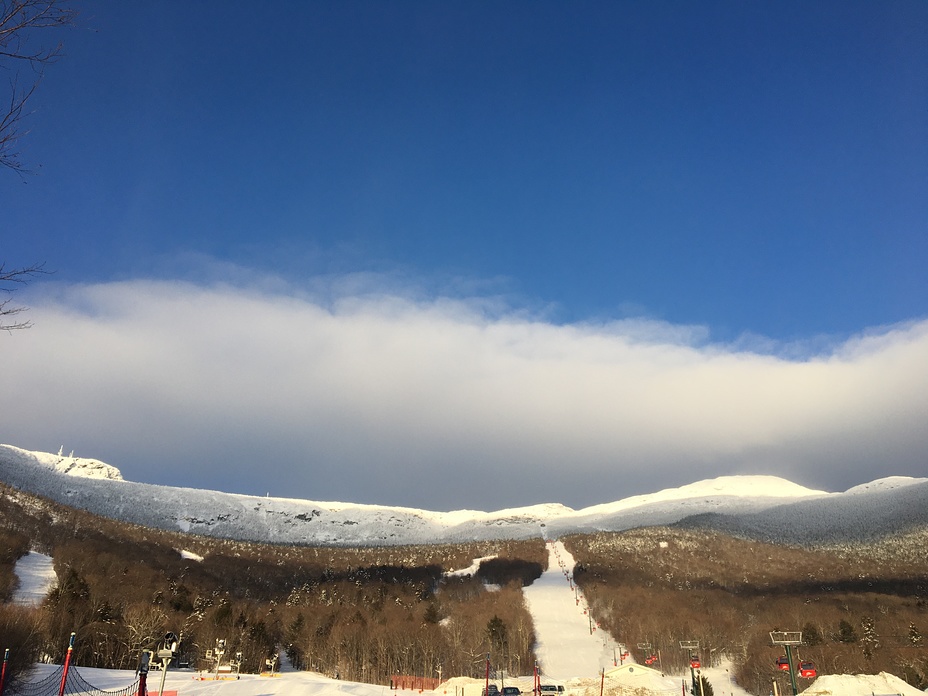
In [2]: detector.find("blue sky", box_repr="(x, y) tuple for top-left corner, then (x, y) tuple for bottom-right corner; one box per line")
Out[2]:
(3, 2), (927, 510)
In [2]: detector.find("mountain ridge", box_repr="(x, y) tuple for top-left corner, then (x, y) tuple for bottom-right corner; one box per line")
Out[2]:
(1, 443), (925, 546)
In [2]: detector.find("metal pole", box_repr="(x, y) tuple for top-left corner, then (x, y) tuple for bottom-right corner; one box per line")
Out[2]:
(0, 648), (9, 696)
(157, 657), (169, 696)
(785, 645), (798, 696)
(58, 633), (75, 696)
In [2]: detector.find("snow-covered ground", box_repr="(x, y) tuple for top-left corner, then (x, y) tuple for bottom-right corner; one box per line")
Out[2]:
(11, 551), (57, 606)
(524, 540), (621, 679)
(10, 549), (925, 696)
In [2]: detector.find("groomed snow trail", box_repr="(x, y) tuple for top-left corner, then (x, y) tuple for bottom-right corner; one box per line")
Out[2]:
(523, 540), (618, 679)
(12, 551), (57, 606)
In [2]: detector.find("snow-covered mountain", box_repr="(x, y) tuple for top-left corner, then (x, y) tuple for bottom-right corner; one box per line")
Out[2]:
(1, 443), (925, 546)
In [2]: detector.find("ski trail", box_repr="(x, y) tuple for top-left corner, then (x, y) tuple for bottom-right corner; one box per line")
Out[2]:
(12, 550), (57, 606)
(523, 539), (619, 679)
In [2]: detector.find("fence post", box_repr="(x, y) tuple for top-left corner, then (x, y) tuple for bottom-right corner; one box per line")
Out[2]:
(58, 633), (76, 696)
(0, 648), (9, 696)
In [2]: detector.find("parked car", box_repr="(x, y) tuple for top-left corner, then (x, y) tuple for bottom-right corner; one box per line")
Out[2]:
(502, 688), (521, 696)
(539, 686), (563, 694)
(482, 686), (500, 696)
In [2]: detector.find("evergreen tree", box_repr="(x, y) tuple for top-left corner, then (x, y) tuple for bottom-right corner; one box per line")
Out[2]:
(487, 615), (508, 653)
(424, 602), (441, 624)
(285, 612), (306, 669)
(802, 622), (823, 646)
(698, 674), (715, 696)
(860, 616), (878, 660)
(837, 619), (858, 643)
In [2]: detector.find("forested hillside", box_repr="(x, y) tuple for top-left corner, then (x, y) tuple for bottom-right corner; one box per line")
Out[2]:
(567, 527), (928, 695)
(4, 482), (928, 695)
(0, 483), (544, 682)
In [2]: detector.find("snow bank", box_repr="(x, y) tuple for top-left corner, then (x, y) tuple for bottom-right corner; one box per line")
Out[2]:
(799, 671), (924, 695)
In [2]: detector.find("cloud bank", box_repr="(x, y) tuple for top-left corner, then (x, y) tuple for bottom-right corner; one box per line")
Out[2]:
(3, 277), (926, 511)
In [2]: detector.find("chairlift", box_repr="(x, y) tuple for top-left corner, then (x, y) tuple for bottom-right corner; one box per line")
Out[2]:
(799, 662), (817, 678)
(644, 655), (657, 665)
(775, 656), (790, 672)
(690, 656), (700, 669)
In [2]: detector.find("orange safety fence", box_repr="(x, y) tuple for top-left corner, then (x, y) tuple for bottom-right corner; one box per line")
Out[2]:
(391, 675), (440, 691)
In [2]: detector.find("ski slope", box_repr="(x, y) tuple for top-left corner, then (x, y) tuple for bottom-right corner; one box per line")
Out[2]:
(11, 551), (57, 606)
(523, 540), (617, 679)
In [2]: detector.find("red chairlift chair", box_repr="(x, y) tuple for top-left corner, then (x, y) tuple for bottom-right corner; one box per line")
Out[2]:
(799, 662), (817, 678)
(690, 656), (700, 669)
(776, 656), (790, 671)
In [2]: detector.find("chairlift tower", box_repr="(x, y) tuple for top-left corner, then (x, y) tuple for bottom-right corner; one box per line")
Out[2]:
(769, 631), (802, 696)
(679, 641), (700, 695)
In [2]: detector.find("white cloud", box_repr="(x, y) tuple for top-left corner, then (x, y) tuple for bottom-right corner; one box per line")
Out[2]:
(3, 276), (926, 511)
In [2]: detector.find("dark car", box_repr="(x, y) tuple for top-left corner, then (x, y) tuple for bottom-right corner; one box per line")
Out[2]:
(502, 688), (521, 696)
(482, 686), (500, 696)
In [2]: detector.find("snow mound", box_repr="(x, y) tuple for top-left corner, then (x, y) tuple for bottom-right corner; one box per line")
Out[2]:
(800, 670), (925, 695)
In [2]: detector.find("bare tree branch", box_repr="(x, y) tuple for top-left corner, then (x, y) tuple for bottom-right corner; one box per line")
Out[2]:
(1, 3), (72, 330)
(0, 261), (47, 331)
(0, 0), (74, 174)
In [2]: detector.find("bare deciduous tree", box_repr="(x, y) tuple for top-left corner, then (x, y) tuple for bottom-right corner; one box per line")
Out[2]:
(1, 0), (74, 174)
(2, 2), (72, 328)
(1, 262), (46, 330)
